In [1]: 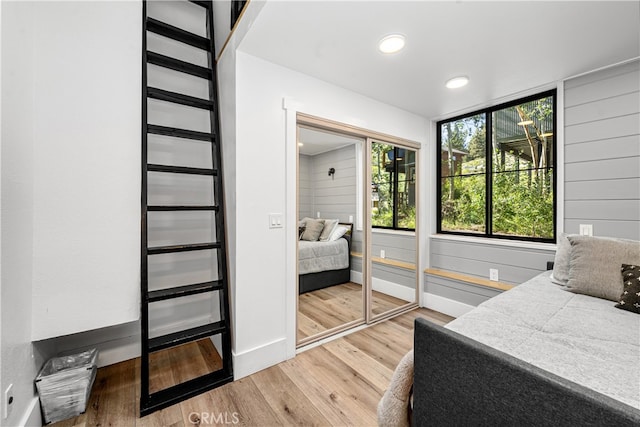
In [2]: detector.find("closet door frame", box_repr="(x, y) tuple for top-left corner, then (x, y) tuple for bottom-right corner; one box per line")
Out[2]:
(294, 113), (421, 348)
(366, 137), (420, 324)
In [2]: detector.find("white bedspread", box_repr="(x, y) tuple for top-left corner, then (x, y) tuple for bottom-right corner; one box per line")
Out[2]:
(298, 239), (349, 275)
(446, 271), (640, 409)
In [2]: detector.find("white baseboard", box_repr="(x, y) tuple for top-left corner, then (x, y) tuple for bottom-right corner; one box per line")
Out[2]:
(422, 292), (475, 318)
(350, 271), (413, 302)
(232, 337), (288, 380)
(372, 277), (413, 302)
(20, 397), (42, 427)
(351, 270), (362, 284)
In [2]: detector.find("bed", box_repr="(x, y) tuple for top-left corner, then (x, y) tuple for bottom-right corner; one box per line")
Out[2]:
(380, 234), (640, 426)
(298, 221), (353, 294)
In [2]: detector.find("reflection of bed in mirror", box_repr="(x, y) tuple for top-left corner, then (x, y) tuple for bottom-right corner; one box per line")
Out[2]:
(298, 222), (353, 294)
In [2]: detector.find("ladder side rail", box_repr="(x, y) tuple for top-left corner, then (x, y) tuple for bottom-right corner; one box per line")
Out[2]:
(205, 4), (234, 376)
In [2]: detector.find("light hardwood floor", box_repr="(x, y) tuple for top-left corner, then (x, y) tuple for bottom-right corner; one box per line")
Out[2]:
(297, 282), (409, 341)
(52, 308), (453, 427)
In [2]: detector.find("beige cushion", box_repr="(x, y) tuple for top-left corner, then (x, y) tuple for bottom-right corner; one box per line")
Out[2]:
(319, 219), (339, 242)
(551, 233), (574, 286)
(301, 219), (325, 241)
(566, 235), (640, 301)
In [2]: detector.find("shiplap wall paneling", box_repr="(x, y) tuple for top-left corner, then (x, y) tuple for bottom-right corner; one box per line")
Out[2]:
(371, 232), (415, 263)
(298, 154), (314, 219)
(430, 239), (554, 286)
(372, 264), (415, 289)
(564, 59), (640, 240)
(425, 274), (502, 306)
(311, 145), (357, 221)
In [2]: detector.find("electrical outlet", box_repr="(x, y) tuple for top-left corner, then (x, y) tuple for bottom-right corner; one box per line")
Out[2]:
(4, 384), (13, 420)
(380, 249), (386, 259)
(579, 224), (593, 236)
(489, 269), (499, 282)
(348, 215), (354, 223)
(316, 212), (320, 218)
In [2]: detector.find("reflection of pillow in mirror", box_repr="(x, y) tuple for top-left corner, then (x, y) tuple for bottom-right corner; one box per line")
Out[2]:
(319, 219), (339, 241)
(330, 225), (349, 241)
(301, 219), (325, 241)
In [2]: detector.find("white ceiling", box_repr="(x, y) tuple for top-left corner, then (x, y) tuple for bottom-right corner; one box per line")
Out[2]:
(298, 126), (361, 156)
(238, 1), (640, 119)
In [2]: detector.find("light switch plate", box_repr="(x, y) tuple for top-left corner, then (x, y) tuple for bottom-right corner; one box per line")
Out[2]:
(579, 224), (593, 236)
(4, 384), (13, 419)
(489, 269), (499, 282)
(268, 214), (283, 229)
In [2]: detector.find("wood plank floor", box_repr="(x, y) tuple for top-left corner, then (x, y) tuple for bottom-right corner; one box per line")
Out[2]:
(297, 282), (409, 341)
(52, 308), (453, 427)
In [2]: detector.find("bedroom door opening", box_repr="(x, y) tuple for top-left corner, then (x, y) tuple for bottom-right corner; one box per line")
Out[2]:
(296, 123), (366, 346)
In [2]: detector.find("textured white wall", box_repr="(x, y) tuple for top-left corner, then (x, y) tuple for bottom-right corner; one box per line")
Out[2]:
(230, 50), (428, 378)
(2, 2), (56, 424)
(29, 2), (141, 341)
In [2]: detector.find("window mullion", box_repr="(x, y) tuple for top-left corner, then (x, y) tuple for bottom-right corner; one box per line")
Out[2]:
(485, 112), (493, 237)
(393, 147), (399, 229)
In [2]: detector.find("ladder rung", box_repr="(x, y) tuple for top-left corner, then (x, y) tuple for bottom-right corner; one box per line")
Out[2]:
(147, 164), (217, 176)
(147, 51), (211, 80)
(147, 18), (210, 50)
(147, 87), (213, 110)
(141, 370), (232, 417)
(187, 0), (211, 9)
(147, 242), (221, 255)
(147, 280), (223, 303)
(148, 205), (218, 212)
(147, 124), (215, 141)
(148, 322), (227, 353)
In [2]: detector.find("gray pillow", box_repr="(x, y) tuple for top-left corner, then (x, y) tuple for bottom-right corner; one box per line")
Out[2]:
(318, 219), (339, 242)
(550, 233), (574, 286)
(566, 235), (640, 301)
(301, 219), (325, 241)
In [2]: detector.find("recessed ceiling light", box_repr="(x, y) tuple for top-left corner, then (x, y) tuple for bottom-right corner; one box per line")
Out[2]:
(445, 76), (469, 89)
(298, 142), (304, 146)
(378, 34), (405, 54)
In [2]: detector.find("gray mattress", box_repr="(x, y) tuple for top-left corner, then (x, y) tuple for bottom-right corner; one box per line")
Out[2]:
(446, 270), (640, 409)
(298, 239), (349, 275)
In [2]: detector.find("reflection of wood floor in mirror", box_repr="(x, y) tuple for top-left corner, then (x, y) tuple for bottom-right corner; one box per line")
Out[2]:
(297, 282), (363, 341)
(297, 282), (409, 342)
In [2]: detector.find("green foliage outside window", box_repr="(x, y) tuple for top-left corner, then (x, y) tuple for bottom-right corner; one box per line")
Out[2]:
(439, 92), (555, 241)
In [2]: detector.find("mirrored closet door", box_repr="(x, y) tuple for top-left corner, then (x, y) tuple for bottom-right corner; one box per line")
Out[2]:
(296, 124), (366, 346)
(367, 140), (419, 321)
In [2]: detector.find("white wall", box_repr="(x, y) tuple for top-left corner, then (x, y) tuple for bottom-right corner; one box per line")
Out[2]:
(29, 2), (141, 341)
(229, 50), (428, 378)
(1, 2), (55, 425)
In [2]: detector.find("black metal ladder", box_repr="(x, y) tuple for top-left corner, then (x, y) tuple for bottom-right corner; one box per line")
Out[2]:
(140, 0), (233, 416)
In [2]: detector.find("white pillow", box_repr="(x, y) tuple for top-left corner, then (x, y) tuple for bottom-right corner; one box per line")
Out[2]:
(319, 219), (339, 242)
(329, 225), (349, 241)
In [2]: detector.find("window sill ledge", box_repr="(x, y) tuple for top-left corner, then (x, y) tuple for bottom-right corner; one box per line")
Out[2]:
(425, 268), (514, 291)
(372, 228), (415, 237)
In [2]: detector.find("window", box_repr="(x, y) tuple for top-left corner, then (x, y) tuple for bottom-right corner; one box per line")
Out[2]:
(372, 142), (416, 230)
(437, 90), (556, 242)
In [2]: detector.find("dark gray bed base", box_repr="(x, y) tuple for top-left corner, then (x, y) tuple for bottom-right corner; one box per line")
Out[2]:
(413, 318), (640, 426)
(298, 228), (352, 295)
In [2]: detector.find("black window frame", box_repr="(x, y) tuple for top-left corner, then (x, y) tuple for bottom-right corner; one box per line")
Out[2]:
(436, 89), (557, 243)
(372, 146), (416, 232)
